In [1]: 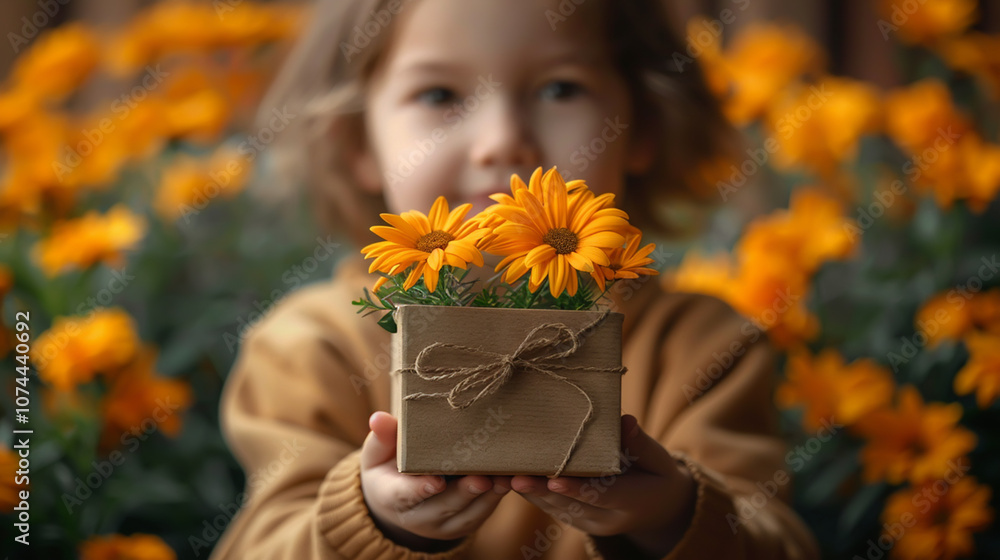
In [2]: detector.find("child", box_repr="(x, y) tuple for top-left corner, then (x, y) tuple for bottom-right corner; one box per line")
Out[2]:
(211, 0), (820, 558)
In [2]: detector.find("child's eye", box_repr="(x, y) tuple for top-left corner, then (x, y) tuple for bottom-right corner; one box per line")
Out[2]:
(539, 80), (585, 101)
(415, 87), (456, 106)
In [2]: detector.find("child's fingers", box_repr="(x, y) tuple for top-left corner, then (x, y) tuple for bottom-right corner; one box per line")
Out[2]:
(621, 414), (675, 476)
(515, 490), (616, 535)
(547, 470), (664, 510)
(438, 484), (510, 536)
(360, 412), (397, 469)
(386, 472), (447, 522)
(513, 476), (610, 518)
(422, 475), (493, 514)
(393, 475), (491, 533)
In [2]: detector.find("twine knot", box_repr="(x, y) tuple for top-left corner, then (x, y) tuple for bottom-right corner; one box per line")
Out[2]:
(398, 310), (625, 476)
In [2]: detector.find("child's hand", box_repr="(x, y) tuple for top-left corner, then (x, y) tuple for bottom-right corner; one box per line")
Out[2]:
(359, 412), (512, 549)
(510, 415), (697, 558)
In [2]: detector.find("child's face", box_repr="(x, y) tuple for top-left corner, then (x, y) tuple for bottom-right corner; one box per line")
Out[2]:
(358, 0), (651, 217)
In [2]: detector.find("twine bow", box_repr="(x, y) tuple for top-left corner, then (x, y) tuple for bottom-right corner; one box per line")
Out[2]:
(399, 311), (626, 477)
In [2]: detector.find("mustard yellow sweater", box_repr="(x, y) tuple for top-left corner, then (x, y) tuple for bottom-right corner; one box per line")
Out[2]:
(210, 257), (819, 560)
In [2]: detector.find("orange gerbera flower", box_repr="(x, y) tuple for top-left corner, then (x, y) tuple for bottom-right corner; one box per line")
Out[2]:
(590, 232), (659, 292)
(856, 386), (977, 485)
(482, 167), (630, 297)
(954, 332), (1000, 409)
(362, 196), (485, 292)
(881, 477), (993, 560)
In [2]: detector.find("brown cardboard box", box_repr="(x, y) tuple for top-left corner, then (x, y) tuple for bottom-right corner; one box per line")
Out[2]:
(391, 304), (623, 477)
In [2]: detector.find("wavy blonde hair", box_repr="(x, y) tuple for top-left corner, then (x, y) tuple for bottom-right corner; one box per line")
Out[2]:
(259, 0), (737, 244)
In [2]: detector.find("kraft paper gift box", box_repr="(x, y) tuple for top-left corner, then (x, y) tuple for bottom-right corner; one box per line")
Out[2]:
(390, 304), (624, 477)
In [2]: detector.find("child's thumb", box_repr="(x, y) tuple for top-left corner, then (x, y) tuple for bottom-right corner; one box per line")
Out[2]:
(621, 414), (675, 476)
(360, 411), (398, 469)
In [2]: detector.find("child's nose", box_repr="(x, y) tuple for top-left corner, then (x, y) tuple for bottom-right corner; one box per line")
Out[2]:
(468, 99), (540, 168)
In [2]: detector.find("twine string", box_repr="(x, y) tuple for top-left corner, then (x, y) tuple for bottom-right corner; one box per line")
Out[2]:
(398, 310), (625, 476)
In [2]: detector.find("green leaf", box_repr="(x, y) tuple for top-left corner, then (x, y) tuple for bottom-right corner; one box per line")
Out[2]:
(377, 312), (397, 333)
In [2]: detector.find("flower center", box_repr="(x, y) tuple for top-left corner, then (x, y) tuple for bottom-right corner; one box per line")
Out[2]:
(416, 230), (454, 252)
(543, 227), (579, 255)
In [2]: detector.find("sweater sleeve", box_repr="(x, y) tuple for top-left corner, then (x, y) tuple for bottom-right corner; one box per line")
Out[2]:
(208, 282), (474, 560)
(585, 293), (820, 560)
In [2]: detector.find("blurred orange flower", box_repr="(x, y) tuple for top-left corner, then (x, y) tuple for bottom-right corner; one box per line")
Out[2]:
(8, 23), (100, 100)
(954, 332), (1000, 409)
(108, 1), (301, 74)
(0, 265), (12, 358)
(856, 386), (977, 485)
(33, 205), (147, 276)
(881, 477), (993, 560)
(879, 0), (978, 46)
(0, 112), (77, 224)
(969, 289), (1000, 334)
(155, 148), (251, 221)
(737, 188), (857, 275)
(669, 188), (855, 347)
(885, 79), (970, 155)
(959, 135), (1000, 212)
(697, 23), (823, 126)
(161, 69), (232, 142)
(0, 446), (22, 512)
(33, 309), (141, 391)
(669, 249), (819, 347)
(915, 292), (975, 347)
(884, 80), (1000, 211)
(776, 349), (895, 432)
(99, 348), (193, 452)
(917, 288), (1000, 347)
(939, 32), (1000, 99)
(767, 77), (881, 177)
(80, 533), (177, 560)
(0, 87), (41, 133)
